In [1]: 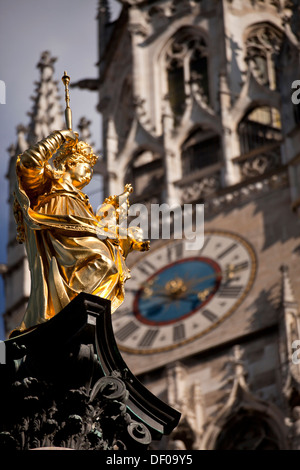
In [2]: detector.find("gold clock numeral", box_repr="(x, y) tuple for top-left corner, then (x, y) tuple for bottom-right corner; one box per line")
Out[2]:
(197, 288), (212, 301)
(141, 286), (153, 299)
(224, 261), (249, 281)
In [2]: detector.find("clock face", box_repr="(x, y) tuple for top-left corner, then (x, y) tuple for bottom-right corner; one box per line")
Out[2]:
(112, 230), (257, 354)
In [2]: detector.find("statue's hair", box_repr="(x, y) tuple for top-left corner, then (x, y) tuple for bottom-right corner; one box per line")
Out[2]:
(53, 140), (98, 170)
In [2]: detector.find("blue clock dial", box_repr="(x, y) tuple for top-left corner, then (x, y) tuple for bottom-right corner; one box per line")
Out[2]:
(112, 231), (257, 354)
(133, 257), (221, 325)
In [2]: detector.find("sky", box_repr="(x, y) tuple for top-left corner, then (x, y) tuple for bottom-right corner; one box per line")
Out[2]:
(0, 0), (121, 339)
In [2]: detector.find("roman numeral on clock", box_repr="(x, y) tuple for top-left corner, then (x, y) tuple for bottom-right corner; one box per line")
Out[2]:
(199, 235), (211, 254)
(217, 243), (237, 260)
(116, 307), (132, 317)
(167, 242), (183, 263)
(173, 324), (185, 342)
(136, 260), (156, 277)
(115, 321), (139, 342)
(218, 285), (243, 298)
(233, 261), (249, 272)
(123, 287), (139, 295)
(201, 309), (218, 323)
(138, 329), (159, 348)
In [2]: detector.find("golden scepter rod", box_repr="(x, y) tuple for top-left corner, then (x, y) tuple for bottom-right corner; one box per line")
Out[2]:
(62, 70), (73, 130)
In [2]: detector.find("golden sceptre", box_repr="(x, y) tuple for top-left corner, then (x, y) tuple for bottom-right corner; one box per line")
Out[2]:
(62, 70), (72, 130)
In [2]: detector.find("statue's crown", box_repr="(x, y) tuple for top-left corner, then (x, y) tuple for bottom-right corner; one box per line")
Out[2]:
(53, 140), (98, 169)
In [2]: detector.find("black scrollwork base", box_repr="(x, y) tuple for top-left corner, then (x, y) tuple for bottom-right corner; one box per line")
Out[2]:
(0, 294), (180, 450)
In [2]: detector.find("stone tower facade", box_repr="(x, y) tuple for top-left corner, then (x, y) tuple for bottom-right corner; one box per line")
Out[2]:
(89, 0), (300, 450)
(4, 0), (300, 450)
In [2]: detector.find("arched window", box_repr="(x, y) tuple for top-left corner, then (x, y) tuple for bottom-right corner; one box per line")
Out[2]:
(126, 150), (164, 197)
(238, 106), (282, 154)
(190, 43), (209, 101)
(165, 31), (209, 119)
(167, 53), (186, 117)
(245, 24), (284, 90)
(215, 410), (281, 450)
(181, 128), (221, 176)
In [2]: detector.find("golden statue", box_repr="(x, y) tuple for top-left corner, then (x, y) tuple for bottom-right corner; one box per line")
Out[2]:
(12, 72), (149, 334)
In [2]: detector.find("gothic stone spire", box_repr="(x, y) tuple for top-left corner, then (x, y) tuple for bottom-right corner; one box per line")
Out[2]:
(27, 50), (64, 145)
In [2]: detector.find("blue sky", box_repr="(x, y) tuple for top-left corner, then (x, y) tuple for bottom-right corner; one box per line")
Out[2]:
(0, 0), (121, 339)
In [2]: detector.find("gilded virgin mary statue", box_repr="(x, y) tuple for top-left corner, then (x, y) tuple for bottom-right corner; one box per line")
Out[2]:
(13, 128), (149, 334)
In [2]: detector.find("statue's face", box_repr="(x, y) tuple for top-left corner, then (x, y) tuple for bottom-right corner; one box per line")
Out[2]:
(67, 160), (93, 189)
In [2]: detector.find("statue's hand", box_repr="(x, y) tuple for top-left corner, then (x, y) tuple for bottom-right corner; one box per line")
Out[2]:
(119, 227), (150, 259)
(131, 240), (150, 252)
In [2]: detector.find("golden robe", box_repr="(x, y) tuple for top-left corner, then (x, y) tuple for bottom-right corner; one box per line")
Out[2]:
(15, 131), (130, 331)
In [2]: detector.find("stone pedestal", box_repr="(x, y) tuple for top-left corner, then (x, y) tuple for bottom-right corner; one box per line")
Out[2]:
(0, 293), (180, 450)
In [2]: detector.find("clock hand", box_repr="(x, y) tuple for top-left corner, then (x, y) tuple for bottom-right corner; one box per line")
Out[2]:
(223, 262), (249, 281)
(168, 288), (212, 303)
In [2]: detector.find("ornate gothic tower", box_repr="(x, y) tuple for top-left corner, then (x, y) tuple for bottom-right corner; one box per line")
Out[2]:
(92, 0), (300, 450)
